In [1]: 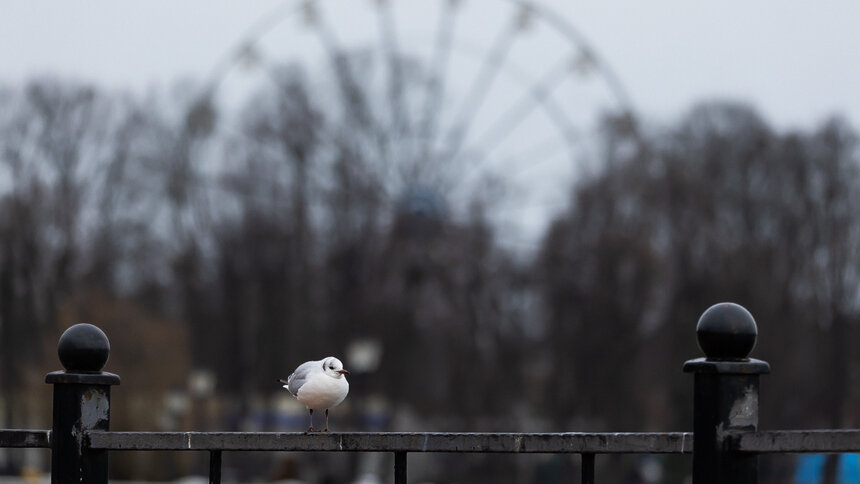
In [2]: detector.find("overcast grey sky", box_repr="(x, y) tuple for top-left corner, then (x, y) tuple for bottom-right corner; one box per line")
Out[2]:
(2, 0), (859, 130)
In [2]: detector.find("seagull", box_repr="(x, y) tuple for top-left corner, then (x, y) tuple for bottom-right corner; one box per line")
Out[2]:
(280, 356), (350, 432)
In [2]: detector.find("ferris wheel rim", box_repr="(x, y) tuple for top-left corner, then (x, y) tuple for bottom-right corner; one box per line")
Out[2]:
(200, 0), (636, 119)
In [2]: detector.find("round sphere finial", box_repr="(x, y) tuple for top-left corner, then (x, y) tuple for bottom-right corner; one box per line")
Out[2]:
(696, 302), (757, 360)
(57, 323), (110, 372)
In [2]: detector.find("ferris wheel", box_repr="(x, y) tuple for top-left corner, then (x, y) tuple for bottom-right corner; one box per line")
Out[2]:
(188, 0), (636, 250)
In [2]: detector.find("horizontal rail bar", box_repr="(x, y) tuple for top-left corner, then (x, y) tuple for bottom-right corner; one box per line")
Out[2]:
(0, 429), (51, 448)
(87, 431), (693, 454)
(731, 430), (860, 453)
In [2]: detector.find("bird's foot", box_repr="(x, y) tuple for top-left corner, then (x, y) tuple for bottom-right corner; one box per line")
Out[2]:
(306, 426), (318, 433)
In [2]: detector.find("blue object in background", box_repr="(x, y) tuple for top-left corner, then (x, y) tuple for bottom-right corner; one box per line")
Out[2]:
(843, 454), (860, 484)
(796, 454), (860, 484)
(796, 454), (825, 484)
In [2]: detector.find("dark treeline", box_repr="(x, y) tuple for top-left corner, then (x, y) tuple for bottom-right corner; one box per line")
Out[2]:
(1, 73), (858, 482)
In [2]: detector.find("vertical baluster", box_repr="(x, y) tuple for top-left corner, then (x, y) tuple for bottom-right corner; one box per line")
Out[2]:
(394, 451), (407, 484)
(581, 453), (595, 484)
(209, 450), (222, 484)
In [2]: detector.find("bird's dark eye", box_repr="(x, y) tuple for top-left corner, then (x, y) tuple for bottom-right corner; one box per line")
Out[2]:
(329, 365), (334, 370)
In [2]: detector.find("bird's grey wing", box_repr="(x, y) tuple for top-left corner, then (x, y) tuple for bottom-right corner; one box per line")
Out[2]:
(286, 361), (317, 396)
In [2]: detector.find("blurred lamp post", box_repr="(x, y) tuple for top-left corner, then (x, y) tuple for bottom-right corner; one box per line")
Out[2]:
(189, 369), (216, 431)
(189, 369), (216, 397)
(161, 391), (190, 430)
(346, 339), (383, 374)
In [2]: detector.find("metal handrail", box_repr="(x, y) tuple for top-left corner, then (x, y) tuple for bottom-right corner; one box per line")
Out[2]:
(0, 429), (50, 448)
(81, 430), (694, 484)
(729, 429), (860, 454)
(85, 430), (694, 453)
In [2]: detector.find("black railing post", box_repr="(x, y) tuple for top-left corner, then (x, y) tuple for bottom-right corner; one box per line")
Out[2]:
(209, 450), (222, 484)
(45, 323), (120, 484)
(684, 303), (770, 484)
(581, 453), (595, 484)
(394, 451), (407, 484)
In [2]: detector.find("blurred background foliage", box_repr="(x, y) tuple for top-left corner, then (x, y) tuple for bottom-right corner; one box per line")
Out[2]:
(1, 71), (859, 482)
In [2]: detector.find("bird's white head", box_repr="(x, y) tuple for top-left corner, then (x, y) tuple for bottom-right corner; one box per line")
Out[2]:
(322, 356), (349, 378)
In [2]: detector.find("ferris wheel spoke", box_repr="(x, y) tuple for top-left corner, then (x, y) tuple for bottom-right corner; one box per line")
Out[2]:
(335, 135), (399, 205)
(447, 133), (576, 203)
(441, 8), (521, 164)
(446, 72), (584, 198)
(418, 0), (459, 163)
(192, 108), (347, 204)
(304, 1), (397, 187)
(453, 100), (584, 199)
(304, 1), (375, 136)
(470, 58), (573, 158)
(373, 0), (411, 139)
(202, 1), (303, 97)
(525, 0), (636, 115)
(300, 0), (341, 56)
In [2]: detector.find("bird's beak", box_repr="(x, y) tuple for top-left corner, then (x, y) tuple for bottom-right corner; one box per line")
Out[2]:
(338, 369), (350, 375)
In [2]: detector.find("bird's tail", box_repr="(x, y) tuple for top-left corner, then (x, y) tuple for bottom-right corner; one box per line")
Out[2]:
(278, 378), (289, 390)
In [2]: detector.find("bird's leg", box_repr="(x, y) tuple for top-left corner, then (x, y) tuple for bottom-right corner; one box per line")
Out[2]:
(307, 409), (315, 433)
(324, 409), (329, 432)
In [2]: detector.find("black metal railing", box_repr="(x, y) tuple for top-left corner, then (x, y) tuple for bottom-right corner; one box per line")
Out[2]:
(1, 302), (859, 483)
(0, 429), (50, 449)
(88, 430), (693, 484)
(731, 430), (860, 454)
